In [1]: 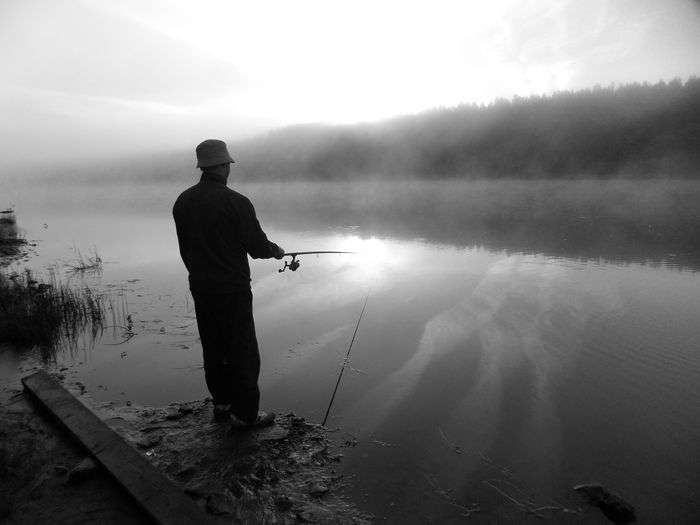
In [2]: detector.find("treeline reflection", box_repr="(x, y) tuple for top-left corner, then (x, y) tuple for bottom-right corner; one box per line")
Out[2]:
(249, 180), (700, 272)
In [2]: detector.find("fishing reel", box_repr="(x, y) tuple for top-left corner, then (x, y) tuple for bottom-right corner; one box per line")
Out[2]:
(278, 254), (301, 272)
(277, 251), (354, 273)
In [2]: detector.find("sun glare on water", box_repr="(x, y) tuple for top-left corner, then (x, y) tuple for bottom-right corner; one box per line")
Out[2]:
(335, 236), (398, 285)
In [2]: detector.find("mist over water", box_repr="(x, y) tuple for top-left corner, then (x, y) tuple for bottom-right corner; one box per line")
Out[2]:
(3, 178), (700, 522)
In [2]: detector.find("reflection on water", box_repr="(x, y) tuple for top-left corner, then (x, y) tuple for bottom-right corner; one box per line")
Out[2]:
(4, 180), (700, 523)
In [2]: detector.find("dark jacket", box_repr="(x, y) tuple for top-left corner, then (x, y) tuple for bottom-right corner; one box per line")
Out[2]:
(173, 172), (280, 293)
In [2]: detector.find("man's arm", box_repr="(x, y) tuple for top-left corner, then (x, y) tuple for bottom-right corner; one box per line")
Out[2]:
(172, 202), (193, 272)
(238, 197), (284, 259)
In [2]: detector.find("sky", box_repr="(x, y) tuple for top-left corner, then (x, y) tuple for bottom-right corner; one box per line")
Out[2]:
(1, 0), (699, 168)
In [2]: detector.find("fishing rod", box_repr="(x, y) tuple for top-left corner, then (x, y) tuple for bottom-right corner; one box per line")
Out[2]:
(278, 251), (354, 273)
(322, 292), (370, 426)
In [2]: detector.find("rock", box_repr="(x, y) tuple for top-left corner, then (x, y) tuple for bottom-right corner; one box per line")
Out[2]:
(255, 425), (290, 442)
(53, 465), (69, 476)
(309, 483), (329, 497)
(135, 434), (162, 449)
(68, 457), (98, 483)
(178, 404), (194, 414)
(165, 406), (181, 420)
(574, 484), (636, 524)
(206, 490), (237, 515)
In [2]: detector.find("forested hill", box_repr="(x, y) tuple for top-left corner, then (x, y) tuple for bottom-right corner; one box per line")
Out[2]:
(231, 78), (699, 180)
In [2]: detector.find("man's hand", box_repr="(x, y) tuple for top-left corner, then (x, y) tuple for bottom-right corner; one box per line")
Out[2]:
(272, 244), (285, 260)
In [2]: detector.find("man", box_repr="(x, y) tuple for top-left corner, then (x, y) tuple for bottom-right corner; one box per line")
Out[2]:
(173, 139), (284, 428)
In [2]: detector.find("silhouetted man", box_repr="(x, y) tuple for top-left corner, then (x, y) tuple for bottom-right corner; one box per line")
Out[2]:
(173, 139), (284, 428)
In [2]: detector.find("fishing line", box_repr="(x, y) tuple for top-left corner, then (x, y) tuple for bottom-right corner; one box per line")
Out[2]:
(321, 291), (370, 426)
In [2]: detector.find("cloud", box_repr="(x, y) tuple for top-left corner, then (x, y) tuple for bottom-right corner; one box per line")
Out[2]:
(0, 0), (246, 105)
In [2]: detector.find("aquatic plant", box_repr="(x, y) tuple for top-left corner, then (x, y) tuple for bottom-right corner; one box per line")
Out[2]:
(0, 268), (105, 357)
(104, 289), (135, 345)
(65, 246), (103, 276)
(0, 209), (26, 260)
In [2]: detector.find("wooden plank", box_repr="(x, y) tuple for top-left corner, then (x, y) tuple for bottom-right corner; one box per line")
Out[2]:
(22, 371), (218, 525)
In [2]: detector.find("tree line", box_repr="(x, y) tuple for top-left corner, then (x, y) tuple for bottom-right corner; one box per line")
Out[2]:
(231, 78), (700, 180)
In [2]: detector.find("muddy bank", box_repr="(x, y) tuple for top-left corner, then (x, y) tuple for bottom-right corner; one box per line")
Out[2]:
(0, 359), (370, 524)
(92, 394), (369, 523)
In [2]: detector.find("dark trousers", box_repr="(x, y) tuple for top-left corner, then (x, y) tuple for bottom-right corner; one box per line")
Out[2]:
(192, 290), (260, 423)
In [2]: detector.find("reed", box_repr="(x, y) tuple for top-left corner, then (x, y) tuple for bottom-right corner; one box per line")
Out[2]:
(0, 268), (105, 356)
(66, 246), (103, 275)
(0, 209), (26, 259)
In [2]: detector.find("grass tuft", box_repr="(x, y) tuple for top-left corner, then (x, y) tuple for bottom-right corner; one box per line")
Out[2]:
(0, 209), (27, 260)
(66, 246), (103, 276)
(0, 268), (105, 356)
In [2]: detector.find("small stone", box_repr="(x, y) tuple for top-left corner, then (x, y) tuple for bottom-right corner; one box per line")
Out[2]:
(126, 400), (132, 406)
(53, 465), (69, 476)
(256, 426), (289, 442)
(68, 457), (98, 483)
(165, 407), (181, 420)
(309, 483), (329, 497)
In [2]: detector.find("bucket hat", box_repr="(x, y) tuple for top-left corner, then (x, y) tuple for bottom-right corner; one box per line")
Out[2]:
(196, 139), (235, 168)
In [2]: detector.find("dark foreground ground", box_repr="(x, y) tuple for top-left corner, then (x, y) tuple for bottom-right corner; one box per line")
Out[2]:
(0, 359), (370, 524)
(0, 364), (145, 524)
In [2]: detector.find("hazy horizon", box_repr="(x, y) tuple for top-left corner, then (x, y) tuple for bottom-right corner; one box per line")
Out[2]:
(1, 0), (699, 172)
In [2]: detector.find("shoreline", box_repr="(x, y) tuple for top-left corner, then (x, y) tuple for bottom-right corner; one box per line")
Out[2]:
(0, 224), (370, 524)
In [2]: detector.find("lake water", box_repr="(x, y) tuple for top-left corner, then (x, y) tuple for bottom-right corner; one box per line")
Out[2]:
(3, 179), (700, 523)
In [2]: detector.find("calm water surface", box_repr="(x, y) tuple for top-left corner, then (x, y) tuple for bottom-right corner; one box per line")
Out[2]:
(4, 180), (700, 523)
